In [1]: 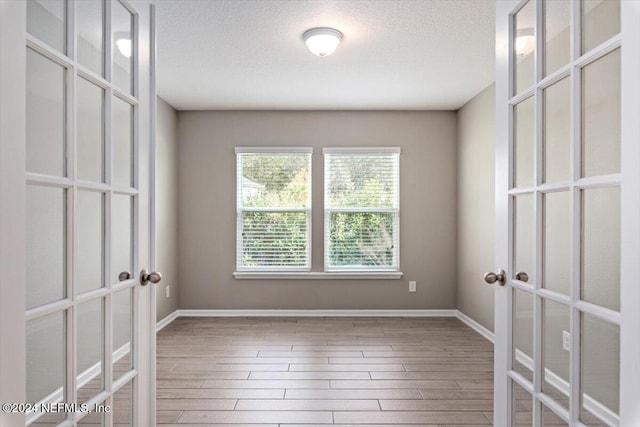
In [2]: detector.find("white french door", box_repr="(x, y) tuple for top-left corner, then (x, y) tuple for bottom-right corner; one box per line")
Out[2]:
(493, 0), (640, 426)
(0, 0), (156, 425)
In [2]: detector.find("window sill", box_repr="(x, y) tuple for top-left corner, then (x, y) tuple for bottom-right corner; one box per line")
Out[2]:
(233, 271), (404, 280)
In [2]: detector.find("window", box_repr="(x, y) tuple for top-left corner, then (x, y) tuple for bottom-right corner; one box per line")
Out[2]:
(236, 148), (312, 270)
(323, 148), (400, 271)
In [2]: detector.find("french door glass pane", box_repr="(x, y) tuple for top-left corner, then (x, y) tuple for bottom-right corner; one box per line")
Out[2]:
(26, 48), (66, 177)
(581, 186), (620, 311)
(26, 185), (66, 309)
(27, 0), (66, 54)
(542, 405), (568, 426)
(513, 194), (534, 283)
(581, 48), (621, 178)
(580, 313), (619, 424)
(542, 299), (570, 409)
(513, 288), (534, 383)
(111, 194), (133, 283)
(543, 77), (570, 184)
(582, 0), (620, 54)
(77, 190), (105, 294)
(113, 288), (133, 382)
(78, 410), (104, 426)
(113, 96), (133, 188)
(543, 0), (571, 77)
(113, 381), (133, 426)
(512, 380), (533, 426)
(26, 311), (66, 424)
(77, 0), (104, 77)
(543, 191), (570, 295)
(514, 1), (535, 95)
(77, 76), (104, 183)
(514, 96), (535, 188)
(112, 1), (133, 95)
(77, 298), (104, 404)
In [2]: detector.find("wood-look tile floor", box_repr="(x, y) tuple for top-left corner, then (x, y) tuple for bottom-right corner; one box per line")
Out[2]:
(156, 317), (495, 426)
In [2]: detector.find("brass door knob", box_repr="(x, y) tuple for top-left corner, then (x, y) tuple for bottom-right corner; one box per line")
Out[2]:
(139, 269), (162, 286)
(484, 269), (506, 286)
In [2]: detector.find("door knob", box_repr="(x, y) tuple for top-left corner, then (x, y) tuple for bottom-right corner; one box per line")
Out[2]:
(139, 269), (162, 286)
(515, 271), (529, 282)
(118, 271), (132, 282)
(484, 269), (506, 286)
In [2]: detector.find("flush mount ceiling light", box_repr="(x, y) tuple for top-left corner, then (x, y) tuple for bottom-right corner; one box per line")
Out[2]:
(115, 32), (132, 58)
(303, 27), (343, 57)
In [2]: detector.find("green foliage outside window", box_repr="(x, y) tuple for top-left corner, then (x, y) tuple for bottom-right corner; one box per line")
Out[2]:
(239, 152), (397, 268)
(329, 212), (394, 267)
(240, 154), (310, 267)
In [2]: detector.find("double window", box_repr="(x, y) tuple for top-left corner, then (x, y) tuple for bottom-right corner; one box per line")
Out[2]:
(236, 147), (400, 273)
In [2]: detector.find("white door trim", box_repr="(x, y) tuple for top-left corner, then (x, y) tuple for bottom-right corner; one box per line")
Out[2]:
(0, 1), (27, 425)
(493, 2), (516, 425)
(619, 1), (640, 423)
(148, 3), (158, 426)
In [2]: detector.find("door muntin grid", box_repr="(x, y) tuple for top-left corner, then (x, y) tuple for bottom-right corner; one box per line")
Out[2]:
(25, 0), (140, 425)
(506, 0), (622, 426)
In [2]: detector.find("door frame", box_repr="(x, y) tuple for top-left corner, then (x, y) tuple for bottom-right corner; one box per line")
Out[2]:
(0, 1), (156, 425)
(618, 1), (640, 423)
(148, 3), (158, 426)
(0, 1), (27, 425)
(493, 0), (640, 425)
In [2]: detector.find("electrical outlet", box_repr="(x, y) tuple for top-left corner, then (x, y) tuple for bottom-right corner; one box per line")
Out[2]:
(165, 285), (170, 298)
(562, 330), (570, 351)
(409, 281), (417, 292)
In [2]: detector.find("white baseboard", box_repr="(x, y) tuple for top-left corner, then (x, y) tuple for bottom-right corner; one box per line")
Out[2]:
(27, 342), (131, 424)
(456, 310), (495, 343)
(156, 310), (179, 332)
(154, 309), (460, 336)
(515, 350), (618, 426)
(176, 309), (458, 317)
(154, 309), (488, 332)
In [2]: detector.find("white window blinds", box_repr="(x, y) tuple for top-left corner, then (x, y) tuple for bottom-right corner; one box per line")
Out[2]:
(323, 148), (400, 271)
(236, 148), (312, 270)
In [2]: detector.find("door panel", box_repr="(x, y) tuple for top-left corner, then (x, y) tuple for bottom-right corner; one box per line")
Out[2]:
(542, 77), (570, 184)
(26, 0), (66, 55)
(513, 1), (536, 95)
(76, 77), (105, 183)
(14, 0), (154, 425)
(77, 0), (104, 77)
(26, 48), (66, 177)
(76, 298), (105, 404)
(581, 186), (620, 311)
(26, 185), (66, 309)
(581, 48), (620, 178)
(494, 0), (640, 425)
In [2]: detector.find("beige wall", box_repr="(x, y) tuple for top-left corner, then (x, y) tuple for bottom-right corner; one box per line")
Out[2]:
(156, 98), (179, 321)
(456, 84), (495, 332)
(177, 110), (458, 310)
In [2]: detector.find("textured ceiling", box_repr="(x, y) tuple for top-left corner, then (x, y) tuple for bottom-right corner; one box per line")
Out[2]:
(156, 0), (496, 111)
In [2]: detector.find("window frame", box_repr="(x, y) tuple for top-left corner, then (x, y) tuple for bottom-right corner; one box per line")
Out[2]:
(323, 147), (401, 272)
(235, 147), (313, 272)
